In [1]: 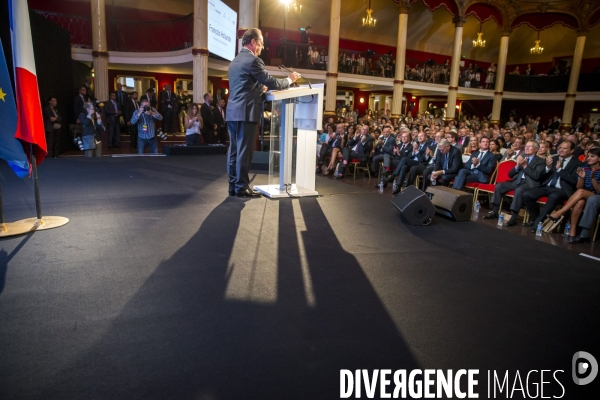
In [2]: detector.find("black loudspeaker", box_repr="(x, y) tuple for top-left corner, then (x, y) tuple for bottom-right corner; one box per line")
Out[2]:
(391, 186), (436, 225)
(425, 186), (473, 222)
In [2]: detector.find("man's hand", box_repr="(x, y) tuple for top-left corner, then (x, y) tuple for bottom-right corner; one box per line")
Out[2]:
(289, 72), (301, 83)
(516, 155), (526, 167)
(50, 117), (57, 122)
(472, 157), (479, 166)
(546, 156), (554, 167)
(262, 86), (268, 93)
(425, 147), (432, 157)
(556, 157), (563, 170)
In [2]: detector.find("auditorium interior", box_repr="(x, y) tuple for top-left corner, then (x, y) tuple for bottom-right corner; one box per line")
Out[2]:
(1, 0), (600, 398)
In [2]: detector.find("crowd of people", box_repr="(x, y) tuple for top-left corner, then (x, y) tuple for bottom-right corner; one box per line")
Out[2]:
(315, 106), (600, 245)
(63, 77), (229, 156)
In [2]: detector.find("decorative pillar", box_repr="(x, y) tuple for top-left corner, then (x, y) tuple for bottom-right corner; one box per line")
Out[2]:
(445, 16), (465, 122)
(490, 33), (510, 124)
(345, 91), (350, 105)
(237, 0), (259, 53)
(90, 0), (108, 100)
(561, 33), (587, 130)
(193, 0), (209, 103)
(391, 4), (409, 119)
(324, 0), (341, 117)
(369, 94), (375, 111)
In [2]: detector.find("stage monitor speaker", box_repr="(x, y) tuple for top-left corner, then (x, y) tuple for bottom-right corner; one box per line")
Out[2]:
(391, 186), (435, 225)
(425, 186), (473, 222)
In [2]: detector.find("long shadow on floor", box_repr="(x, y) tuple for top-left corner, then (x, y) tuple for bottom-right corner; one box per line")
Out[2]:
(31, 197), (419, 399)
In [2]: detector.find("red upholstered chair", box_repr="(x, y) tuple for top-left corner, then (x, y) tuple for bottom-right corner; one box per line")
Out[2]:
(464, 161), (499, 209)
(477, 160), (517, 210)
(350, 158), (371, 179)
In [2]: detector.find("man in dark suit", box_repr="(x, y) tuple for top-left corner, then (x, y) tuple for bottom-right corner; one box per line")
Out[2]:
(393, 132), (443, 194)
(457, 127), (470, 148)
(483, 140), (546, 226)
(390, 129), (413, 169)
(226, 28), (300, 197)
(161, 84), (178, 135)
(73, 85), (88, 123)
(124, 91), (140, 149)
(115, 83), (128, 109)
(213, 98), (228, 144)
(200, 93), (217, 144)
(43, 96), (63, 158)
(334, 124), (373, 178)
(522, 140), (581, 231)
(452, 136), (497, 189)
(386, 130), (429, 188)
(371, 126), (396, 178)
(84, 76), (95, 102)
(421, 138), (463, 191)
(104, 92), (122, 148)
(140, 88), (157, 109)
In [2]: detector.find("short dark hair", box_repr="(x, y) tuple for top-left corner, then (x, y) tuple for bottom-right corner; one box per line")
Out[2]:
(203, 93), (211, 100)
(588, 147), (600, 157)
(327, 123), (336, 131)
(131, 91), (138, 96)
(46, 96), (56, 103)
(242, 28), (262, 47)
(446, 131), (458, 140)
(147, 88), (155, 93)
(563, 139), (576, 150)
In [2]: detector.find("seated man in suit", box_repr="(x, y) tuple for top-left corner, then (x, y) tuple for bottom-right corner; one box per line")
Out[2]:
(501, 136), (525, 161)
(421, 138), (462, 191)
(385, 131), (430, 188)
(389, 129), (412, 170)
(394, 132), (444, 194)
(452, 136), (497, 189)
(483, 140), (546, 226)
(334, 124), (373, 179)
(445, 130), (463, 154)
(371, 125), (395, 178)
(522, 140), (581, 232)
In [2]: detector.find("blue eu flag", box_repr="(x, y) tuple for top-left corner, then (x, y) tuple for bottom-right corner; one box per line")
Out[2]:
(0, 41), (29, 178)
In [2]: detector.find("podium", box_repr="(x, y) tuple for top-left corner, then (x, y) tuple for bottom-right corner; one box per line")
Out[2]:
(254, 84), (324, 198)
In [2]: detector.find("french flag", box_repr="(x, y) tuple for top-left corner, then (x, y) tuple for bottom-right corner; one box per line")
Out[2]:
(9, 0), (47, 165)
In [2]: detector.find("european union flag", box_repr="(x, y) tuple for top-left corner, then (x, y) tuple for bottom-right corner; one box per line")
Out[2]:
(0, 40), (29, 178)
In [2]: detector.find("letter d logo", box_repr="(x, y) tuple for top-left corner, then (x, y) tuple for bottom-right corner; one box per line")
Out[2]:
(572, 351), (598, 385)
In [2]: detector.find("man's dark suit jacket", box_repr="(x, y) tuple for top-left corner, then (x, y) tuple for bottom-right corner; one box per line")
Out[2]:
(43, 106), (62, 132)
(104, 100), (120, 125)
(374, 135), (396, 156)
(463, 150), (497, 181)
(434, 145), (463, 175)
(116, 90), (128, 108)
(160, 91), (177, 114)
(227, 48), (290, 123)
(507, 155), (546, 189)
(124, 98), (139, 124)
(457, 135), (470, 148)
(394, 142), (413, 161)
(408, 141), (431, 164)
(200, 103), (216, 135)
(213, 105), (226, 128)
(539, 157), (582, 197)
(140, 94), (157, 109)
(346, 135), (372, 162)
(73, 94), (86, 122)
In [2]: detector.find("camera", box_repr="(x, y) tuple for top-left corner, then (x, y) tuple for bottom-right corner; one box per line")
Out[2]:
(73, 136), (84, 150)
(156, 129), (168, 140)
(144, 105), (151, 112)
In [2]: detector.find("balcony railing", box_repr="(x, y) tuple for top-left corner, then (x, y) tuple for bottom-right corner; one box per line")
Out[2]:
(34, 10), (92, 47)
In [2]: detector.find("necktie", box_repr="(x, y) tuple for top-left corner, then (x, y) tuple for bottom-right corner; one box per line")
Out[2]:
(443, 154), (448, 170)
(549, 159), (564, 187)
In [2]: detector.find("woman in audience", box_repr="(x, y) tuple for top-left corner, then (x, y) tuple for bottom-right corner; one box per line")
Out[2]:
(465, 138), (479, 155)
(545, 147), (600, 240)
(537, 140), (551, 158)
(496, 136), (507, 155)
(489, 139), (503, 162)
(184, 103), (203, 145)
(485, 62), (496, 89)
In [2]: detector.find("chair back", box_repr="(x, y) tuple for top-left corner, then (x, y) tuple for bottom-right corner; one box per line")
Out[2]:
(494, 160), (517, 184)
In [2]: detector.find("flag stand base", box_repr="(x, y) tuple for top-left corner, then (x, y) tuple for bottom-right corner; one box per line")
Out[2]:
(12, 216), (70, 231)
(0, 221), (36, 238)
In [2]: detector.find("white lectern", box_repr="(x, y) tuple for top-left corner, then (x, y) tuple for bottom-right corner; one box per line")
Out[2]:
(254, 84), (324, 198)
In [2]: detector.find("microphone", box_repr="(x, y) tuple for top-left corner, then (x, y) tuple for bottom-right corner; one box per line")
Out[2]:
(280, 65), (312, 90)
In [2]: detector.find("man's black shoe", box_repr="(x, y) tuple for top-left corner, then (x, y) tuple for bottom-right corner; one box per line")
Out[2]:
(236, 188), (262, 198)
(229, 184), (235, 196)
(568, 235), (590, 244)
(522, 221), (535, 227)
(482, 212), (499, 220)
(505, 219), (517, 227)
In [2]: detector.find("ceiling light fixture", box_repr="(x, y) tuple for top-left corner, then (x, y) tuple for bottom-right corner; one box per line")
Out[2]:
(530, 31), (543, 54)
(362, 0), (376, 28)
(472, 21), (485, 48)
(281, 0), (302, 13)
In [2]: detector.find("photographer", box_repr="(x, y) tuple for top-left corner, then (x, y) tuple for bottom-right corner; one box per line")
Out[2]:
(79, 102), (104, 157)
(130, 99), (163, 154)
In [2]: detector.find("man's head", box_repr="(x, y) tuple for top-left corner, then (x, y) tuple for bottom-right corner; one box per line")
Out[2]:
(85, 76), (92, 84)
(400, 131), (410, 143)
(131, 91), (138, 100)
(458, 128), (467, 137)
(479, 137), (490, 151)
(110, 92), (116, 101)
(140, 99), (149, 109)
(165, 84), (171, 91)
(523, 140), (538, 156)
(204, 93), (213, 104)
(437, 139), (451, 154)
(336, 123), (344, 134)
(218, 98), (225, 108)
(417, 131), (426, 143)
(47, 96), (57, 107)
(117, 83), (122, 90)
(557, 140), (575, 158)
(382, 126), (391, 137)
(513, 137), (524, 150)
(567, 134), (578, 146)
(445, 131), (458, 144)
(79, 85), (87, 96)
(242, 28), (264, 56)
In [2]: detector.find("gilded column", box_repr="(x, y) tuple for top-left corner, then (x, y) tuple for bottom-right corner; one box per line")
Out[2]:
(561, 33), (587, 130)
(445, 16), (465, 122)
(237, 0), (259, 53)
(490, 33), (510, 124)
(391, 4), (409, 119)
(324, 0), (341, 117)
(193, 0), (209, 103)
(91, 0), (108, 100)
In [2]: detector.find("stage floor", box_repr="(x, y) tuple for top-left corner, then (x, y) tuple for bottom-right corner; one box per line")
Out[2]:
(1, 156), (599, 399)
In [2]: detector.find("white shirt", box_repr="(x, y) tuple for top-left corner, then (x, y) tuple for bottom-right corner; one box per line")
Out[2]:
(546, 156), (572, 189)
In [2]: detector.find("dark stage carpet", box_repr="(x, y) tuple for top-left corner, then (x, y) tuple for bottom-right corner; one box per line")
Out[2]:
(1, 156), (599, 399)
